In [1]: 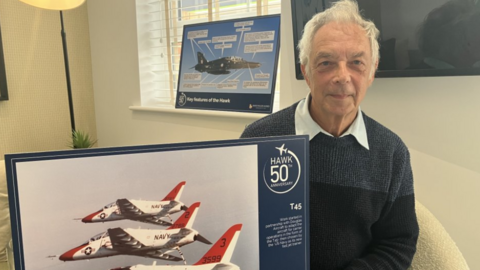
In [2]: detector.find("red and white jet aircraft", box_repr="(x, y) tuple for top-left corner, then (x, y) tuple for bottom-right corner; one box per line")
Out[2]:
(82, 181), (187, 226)
(109, 224), (243, 270)
(60, 202), (211, 262)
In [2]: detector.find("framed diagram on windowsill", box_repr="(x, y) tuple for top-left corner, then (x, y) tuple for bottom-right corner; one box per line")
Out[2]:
(175, 15), (280, 114)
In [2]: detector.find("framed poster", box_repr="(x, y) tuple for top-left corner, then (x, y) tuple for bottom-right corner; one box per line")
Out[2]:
(5, 135), (309, 270)
(175, 15), (280, 114)
(0, 21), (8, 101)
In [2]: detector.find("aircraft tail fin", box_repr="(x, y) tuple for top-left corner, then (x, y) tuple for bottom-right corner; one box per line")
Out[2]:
(193, 224), (242, 265)
(162, 181), (186, 201)
(197, 52), (207, 65)
(168, 202), (200, 229)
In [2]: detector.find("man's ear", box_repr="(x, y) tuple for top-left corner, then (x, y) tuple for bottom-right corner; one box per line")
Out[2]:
(301, 64), (311, 86)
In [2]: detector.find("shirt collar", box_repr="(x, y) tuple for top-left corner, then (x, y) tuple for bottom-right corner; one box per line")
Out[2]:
(294, 93), (370, 150)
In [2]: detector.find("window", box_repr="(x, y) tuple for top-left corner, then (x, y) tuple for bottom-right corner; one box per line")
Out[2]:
(135, 0), (281, 110)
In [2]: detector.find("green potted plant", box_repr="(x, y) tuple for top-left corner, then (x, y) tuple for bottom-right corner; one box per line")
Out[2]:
(69, 130), (97, 149)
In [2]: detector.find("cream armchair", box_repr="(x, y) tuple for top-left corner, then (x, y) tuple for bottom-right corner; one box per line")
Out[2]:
(0, 160), (11, 269)
(0, 160), (10, 263)
(0, 160), (14, 270)
(410, 200), (470, 270)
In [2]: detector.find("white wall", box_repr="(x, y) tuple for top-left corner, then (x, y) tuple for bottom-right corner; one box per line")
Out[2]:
(0, 0), (96, 158)
(88, 1), (480, 268)
(87, 0), (254, 148)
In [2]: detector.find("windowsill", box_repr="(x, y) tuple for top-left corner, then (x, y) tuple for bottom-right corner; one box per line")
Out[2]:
(129, 106), (269, 120)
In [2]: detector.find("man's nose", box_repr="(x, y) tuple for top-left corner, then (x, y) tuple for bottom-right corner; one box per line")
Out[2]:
(333, 63), (351, 84)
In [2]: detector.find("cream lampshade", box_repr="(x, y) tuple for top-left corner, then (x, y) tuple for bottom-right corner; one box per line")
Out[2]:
(19, 0), (85, 10)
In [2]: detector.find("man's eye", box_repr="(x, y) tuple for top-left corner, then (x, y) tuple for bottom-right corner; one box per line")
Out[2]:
(316, 61), (330, 69)
(352, 60), (362, 65)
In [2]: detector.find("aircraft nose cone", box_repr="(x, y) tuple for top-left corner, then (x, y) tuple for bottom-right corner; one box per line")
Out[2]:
(82, 210), (102, 223)
(58, 253), (72, 261)
(59, 244), (87, 261)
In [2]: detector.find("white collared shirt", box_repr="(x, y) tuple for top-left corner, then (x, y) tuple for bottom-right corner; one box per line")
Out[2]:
(294, 93), (370, 150)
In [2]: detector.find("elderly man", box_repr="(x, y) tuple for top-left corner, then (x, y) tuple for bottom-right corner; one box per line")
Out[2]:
(241, 0), (418, 269)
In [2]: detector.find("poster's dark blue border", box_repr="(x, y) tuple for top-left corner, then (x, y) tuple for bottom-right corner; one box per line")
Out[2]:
(5, 135), (309, 270)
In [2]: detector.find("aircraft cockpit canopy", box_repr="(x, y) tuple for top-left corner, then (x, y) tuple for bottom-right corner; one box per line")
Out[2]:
(103, 202), (117, 209)
(228, 56), (243, 61)
(87, 232), (109, 243)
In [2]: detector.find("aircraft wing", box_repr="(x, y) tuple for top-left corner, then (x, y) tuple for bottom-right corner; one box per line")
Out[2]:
(134, 249), (183, 262)
(116, 199), (172, 226)
(117, 198), (146, 217)
(108, 228), (182, 261)
(108, 227), (146, 252)
(137, 216), (173, 226)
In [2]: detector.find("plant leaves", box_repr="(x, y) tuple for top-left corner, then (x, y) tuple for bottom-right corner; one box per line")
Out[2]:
(69, 130), (97, 149)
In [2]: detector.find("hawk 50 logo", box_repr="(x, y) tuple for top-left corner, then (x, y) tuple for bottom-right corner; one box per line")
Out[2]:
(263, 144), (302, 194)
(178, 92), (187, 106)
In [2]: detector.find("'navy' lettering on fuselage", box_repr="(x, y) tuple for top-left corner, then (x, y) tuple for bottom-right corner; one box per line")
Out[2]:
(151, 204), (170, 209)
(154, 233), (171, 240)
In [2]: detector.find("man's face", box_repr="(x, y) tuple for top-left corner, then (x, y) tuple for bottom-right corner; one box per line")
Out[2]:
(301, 22), (376, 123)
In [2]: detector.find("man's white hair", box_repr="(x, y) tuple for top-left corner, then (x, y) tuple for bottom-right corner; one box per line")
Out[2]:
(297, 0), (380, 77)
